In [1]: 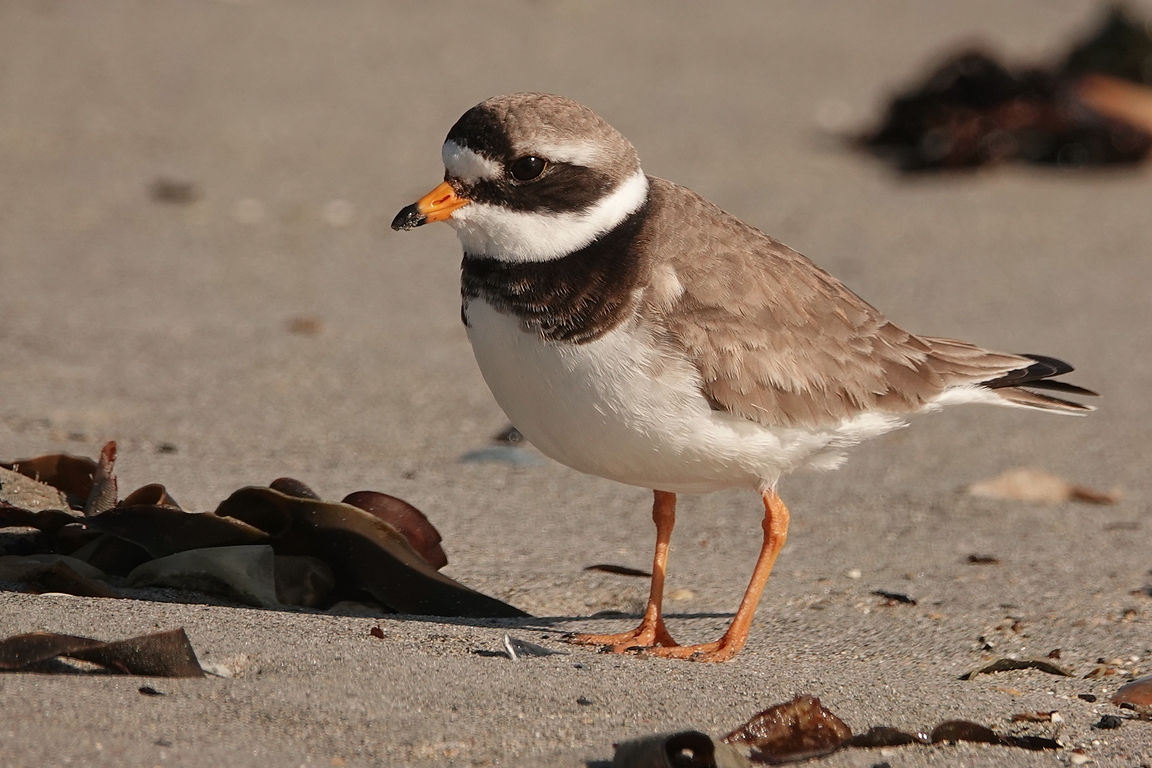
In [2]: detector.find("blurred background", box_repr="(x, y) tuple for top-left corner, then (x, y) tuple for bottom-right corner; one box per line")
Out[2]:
(3, 6), (1152, 764)
(1, 0), (1148, 551)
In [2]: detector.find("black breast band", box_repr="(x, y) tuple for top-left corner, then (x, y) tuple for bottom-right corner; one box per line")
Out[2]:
(461, 201), (651, 344)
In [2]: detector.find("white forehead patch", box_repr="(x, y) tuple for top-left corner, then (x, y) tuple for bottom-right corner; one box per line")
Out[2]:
(447, 169), (648, 263)
(442, 141), (502, 183)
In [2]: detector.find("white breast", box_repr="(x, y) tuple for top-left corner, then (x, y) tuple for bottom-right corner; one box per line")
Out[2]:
(464, 299), (906, 494)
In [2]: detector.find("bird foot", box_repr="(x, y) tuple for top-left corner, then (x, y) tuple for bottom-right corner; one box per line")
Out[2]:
(630, 639), (739, 662)
(568, 618), (678, 650)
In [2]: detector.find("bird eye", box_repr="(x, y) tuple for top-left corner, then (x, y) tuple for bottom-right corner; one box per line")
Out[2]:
(509, 156), (547, 181)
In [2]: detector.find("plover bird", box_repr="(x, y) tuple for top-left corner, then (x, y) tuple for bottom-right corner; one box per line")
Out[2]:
(392, 93), (1095, 661)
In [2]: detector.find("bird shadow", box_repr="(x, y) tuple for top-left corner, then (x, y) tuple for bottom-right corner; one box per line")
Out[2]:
(377, 611), (736, 632)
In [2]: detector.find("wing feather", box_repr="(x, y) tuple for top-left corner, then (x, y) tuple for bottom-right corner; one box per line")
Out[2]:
(636, 178), (1091, 427)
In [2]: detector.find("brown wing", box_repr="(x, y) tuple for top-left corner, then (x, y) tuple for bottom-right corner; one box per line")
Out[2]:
(637, 178), (1038, 429)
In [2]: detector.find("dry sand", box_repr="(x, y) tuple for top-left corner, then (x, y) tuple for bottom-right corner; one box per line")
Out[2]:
(1, 1), (1150, 765)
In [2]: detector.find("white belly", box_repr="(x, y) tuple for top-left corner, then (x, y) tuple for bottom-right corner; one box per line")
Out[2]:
(464, 300), (905, 494)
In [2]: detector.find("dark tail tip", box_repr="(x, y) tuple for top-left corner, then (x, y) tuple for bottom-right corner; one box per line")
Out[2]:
(982, 352), (1099, 405)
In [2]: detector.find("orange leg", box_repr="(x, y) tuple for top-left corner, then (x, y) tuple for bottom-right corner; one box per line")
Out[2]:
(569, 490), (679, 650)
(638, 488), (791, 662)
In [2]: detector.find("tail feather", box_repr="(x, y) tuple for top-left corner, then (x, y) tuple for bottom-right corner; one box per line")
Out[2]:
(1016, 379), (1099, 397)
(922, 340), (1097, 414)
(982, 354), (1071, 389)
(981, 353), (1097, 413)
(994, 386), (1094, 413)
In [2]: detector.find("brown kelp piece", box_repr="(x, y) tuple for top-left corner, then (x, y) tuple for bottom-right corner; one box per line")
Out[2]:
(85, 506), (270, 558)
(871, 590), (917, 605)
(70, 628), (203, 676)
(723, 695), (852, 763)
(803, 718), (1056, 755)
(1, 453), (98, 507)
(1011, 710), (1059, 723)
(212, 486), (296, 540)
(270, 477), (321, 500)
(0, 554), (119, 598)
(67, 534), (153, 577)
(584, 563), (653, 577)
(1075, 74), (1152, 136)
(0, 628), (203, 677)
(0, 632), (105, 669)
(1113, 673), (1152, 708)
(930, 721), (1003, 745)
(1060, 5), (1152, 85)
(35, 561), (118, 598)
(843, 726), (929, 748)
(0, 501), (81, 534)
(613, 701), (1062, 765)
(118, 545), (333, 608)
(959, 657), (1074, 680)
(930, 721), (1059, 750)
(342, 491), (447, 569)
(216, 486), (527, 618)
(126, 545), (281, 608)
(4, 446), (523, 616)
(273, 555), (335, 608)
(858, 45), (1152, 171)
(83, 441), (118, 516)
(119, 484), (182, 510)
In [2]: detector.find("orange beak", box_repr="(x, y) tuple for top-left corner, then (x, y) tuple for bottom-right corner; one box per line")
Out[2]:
(391, 181), (470, 231)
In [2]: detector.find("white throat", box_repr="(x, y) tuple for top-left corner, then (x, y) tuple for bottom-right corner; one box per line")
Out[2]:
(447, 170), (649, 262)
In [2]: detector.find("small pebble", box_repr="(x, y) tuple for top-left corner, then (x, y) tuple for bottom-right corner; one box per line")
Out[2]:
(1069, 753), (1091, 765)
(492, 424), (524, 444)
(846, 569), (862, 579)
(149, 178), (201, 205)
(1092, 715), (1122, 730)
(287, 316), (323, 335)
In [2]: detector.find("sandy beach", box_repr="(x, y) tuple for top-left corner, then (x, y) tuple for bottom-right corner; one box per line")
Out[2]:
(1, 1), (1150, 765)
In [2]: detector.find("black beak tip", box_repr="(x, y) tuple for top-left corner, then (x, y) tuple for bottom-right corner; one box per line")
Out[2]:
(391, 204), (426, 231)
